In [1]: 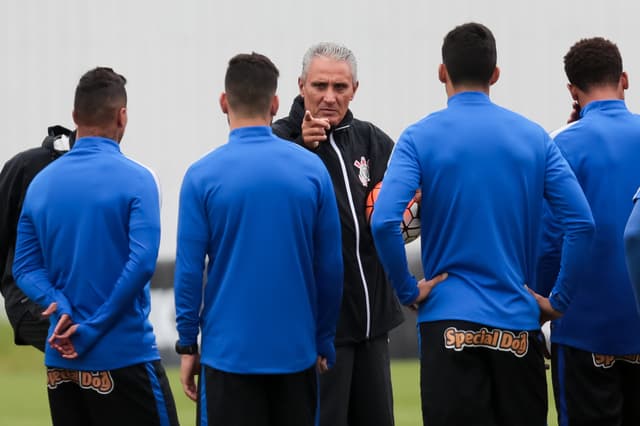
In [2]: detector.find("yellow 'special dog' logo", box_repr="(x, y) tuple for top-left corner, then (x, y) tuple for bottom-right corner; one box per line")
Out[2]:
(444, 327), (529, 357)
(592, 353), (640, 369)
(47, 368), (114, 394)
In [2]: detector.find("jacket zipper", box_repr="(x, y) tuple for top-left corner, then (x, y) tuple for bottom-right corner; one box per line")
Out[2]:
(329, 132), (371, 339)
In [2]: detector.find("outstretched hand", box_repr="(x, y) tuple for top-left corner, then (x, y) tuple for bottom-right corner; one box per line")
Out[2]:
(301, 110), (330, 149)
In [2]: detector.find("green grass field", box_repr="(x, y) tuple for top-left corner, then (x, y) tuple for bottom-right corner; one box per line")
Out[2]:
(0, 323), (557, 425)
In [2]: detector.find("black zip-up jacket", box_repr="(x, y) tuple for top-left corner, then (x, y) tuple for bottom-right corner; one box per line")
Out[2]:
(273, 96), (403, 345)
(0, 126), (73, 329)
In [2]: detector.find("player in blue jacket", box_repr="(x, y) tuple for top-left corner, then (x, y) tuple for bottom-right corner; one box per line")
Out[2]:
(537, 37), (640, 426)
(174, 53), (343, 426)
(12, 67), (177, 426)
(371, 23), (594, 426)
(625, 188), (640, 311)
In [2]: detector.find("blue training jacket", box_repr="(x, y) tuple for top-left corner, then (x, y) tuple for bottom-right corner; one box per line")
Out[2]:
(174, 126), (343, 374)
(372, 92), (594, 331)
(624, 188), (640, 313)
(538, 100), (640, 354)
(13, 136), (162, 370)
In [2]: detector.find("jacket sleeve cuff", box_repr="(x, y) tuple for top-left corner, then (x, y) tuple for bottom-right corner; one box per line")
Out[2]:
(317, 340), (336, 369)
(71, 323), (100, 356)
(397, 276), (420, 305)
(549, 291), (569, 314)
(55, 295), (73, 318)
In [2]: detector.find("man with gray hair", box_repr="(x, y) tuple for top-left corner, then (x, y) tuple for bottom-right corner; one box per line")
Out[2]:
(273, 42), (403, 426)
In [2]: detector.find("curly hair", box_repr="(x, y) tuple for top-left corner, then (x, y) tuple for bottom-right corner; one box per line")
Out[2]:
(564, 37), (622, 91)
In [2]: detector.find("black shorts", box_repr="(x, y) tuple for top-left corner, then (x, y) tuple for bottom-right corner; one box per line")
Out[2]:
(47, 360), (178, 426)
(551, 343), (640, 425)
(199, 365), (317, 426)
(419, 320), (547, 426)
(318, 334), (394, 426)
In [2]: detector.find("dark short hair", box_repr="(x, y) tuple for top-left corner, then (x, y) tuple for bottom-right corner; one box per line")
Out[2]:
(564, 37), (622, 92)
(225, 53), (279, 116)
(74, 67), (127, 127)
(442, 23), (497, 86)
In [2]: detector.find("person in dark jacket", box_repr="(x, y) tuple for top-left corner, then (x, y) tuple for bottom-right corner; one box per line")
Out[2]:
(272, 42), (403, 426)
(0, 125), (74, 351)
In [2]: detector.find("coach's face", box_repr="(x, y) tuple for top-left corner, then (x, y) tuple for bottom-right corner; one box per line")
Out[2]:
(298, 56), (359, 127)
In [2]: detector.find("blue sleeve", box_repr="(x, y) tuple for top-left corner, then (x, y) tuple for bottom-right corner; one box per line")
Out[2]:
(624, 192), (640, 313)
(541, 138), (595, 312)
(72, 174), (161, 354)
(174, 171), (208, 347)
(534, 202), (563, 297)
(370, 131), (421, 305)
(313, 169), (344, 368)
(13, 208), (72, 319)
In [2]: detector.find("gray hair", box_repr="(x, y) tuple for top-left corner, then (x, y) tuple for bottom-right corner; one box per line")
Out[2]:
(300, 42), (358, 84)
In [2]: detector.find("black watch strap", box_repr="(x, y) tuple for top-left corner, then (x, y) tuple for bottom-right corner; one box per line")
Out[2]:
(175, 340), (198, 355)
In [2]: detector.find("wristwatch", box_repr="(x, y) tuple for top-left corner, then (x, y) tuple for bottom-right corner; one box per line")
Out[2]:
(175, 340), (198, 355)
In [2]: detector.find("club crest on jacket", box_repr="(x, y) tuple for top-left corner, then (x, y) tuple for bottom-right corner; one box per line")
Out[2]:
(354, 156), (370, 187)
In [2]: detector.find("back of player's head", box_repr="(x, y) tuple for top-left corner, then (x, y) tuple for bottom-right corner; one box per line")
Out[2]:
(225, 52), (279, 117)
(301, 42), (358, 84)
(74, 67), (127, 127)
(442, 23), (497, 86)
(564, 37), (622, 92)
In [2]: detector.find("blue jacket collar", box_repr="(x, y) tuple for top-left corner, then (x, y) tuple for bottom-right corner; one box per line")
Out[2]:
(228, 126), (274, 142)
(447, 91), (491, 107)
(580, 99), (627, 118)
(72, 136), (121, 152)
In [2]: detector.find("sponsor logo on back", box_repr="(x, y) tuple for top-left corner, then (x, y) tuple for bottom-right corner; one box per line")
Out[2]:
(47, 368), (114, 394)
(444, 327), (529, 357)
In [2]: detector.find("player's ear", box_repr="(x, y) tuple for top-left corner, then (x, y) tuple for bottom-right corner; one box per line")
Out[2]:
(298, 77), (305, 97)
(621, 71), (629, 91)
(567, 83), (579, 101)
(116, 106), (127, 130)
(438, 64), (448, 84)
(270, 95), (279, 117)
(489, 67), (500, 86)
(219, 92), (228, 114)
(351, 80), (359, 100)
